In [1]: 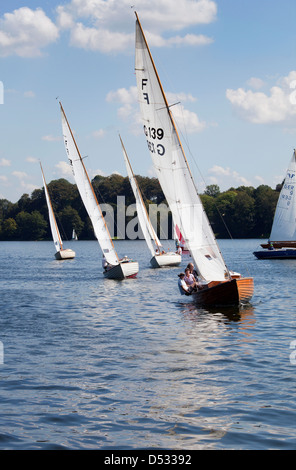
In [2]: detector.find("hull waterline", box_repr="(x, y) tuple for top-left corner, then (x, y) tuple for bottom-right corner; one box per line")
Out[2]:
(103, 261), (139, 280)
(150, 253), (181, 268)
(55, 249), (76, 260)
(191, 277), (254, 307)
(254, 249), (296, 259)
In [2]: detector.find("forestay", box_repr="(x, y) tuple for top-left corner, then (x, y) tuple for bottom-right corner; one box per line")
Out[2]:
(135, 16), (228, 282)
(40, 163), (62, 253)
(270, 150), (296, 242)
(120, 135), (162, 257)
(60, 103), (119, 266)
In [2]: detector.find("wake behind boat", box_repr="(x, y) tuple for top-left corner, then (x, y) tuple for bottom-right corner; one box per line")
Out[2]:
(59, 102), (138, 280)
(134, 13), (253, 306)
(120, 135), (181, 268)
(40, 162), (75, 260)
(254, 150), (296, 260)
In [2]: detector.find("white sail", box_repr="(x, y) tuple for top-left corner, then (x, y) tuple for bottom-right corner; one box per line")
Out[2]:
(135, 14), (228, 282)
(60, 102), (119, 266)
(72, 229), (78, 240)
(40, 162), (62, 253)
(270, 150), (296, 242)
(120, 135), (162, 257)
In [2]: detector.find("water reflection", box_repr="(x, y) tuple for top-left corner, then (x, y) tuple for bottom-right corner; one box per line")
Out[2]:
(179, 300), (255, 323)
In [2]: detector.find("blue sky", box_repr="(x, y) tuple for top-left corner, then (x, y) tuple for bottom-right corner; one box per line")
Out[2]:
(0, 0), (296, 202)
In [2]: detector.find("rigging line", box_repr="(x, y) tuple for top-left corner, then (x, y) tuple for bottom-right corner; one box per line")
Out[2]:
(145, 36), (234, 243)
(173, 110), (234, 241)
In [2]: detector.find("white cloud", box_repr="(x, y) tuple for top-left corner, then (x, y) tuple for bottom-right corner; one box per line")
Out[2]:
(246, 77), (265, 90)
(226, 71), (296, 124)
(255, 175), (265, 184)
(10, 171), (38, 194)
(23, 90), (35, 98)
(55, 161), (73, 180)
(26, 156), (38, 163)
(92, 129), (106, 139)
(0, 175), (8, 182)
(12, 171), (28, 179)
(107, 86), (206, 134)
(208, 165), (251, 188)
(42, 135), (62, 142)
(0, 7), (59, 57)
(0, 158), (11, 167)
(57, 0), (216, 53)
(89, 168), (107, 179)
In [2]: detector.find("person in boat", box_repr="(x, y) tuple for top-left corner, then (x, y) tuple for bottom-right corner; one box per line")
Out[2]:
(184, 267), (198, 292)
(186, 263), (199, 281)
(178, 273), (191, 296)
(268, 240), (274, 250)
(177, 245), (182, 255)
(120, 255), (129, 263)
(102, 254), (108, 271)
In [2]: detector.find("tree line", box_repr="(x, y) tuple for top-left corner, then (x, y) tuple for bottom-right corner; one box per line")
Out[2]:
(0, 174), (281, 241)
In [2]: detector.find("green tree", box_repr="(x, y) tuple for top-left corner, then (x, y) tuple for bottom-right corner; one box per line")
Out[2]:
(57, 206), (84, 240)
(16, 211), (47, 240)
(2, 218), (18, 239)
(253, 185), (278, 237)
(204, 184), (220, 198)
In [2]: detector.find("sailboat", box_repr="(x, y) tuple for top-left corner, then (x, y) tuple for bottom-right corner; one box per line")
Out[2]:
(72, 228), (78, 241)
(120, 135), (181, 268)
(59, 102), (139, 279)
(175, 225), (190, 255)
(40, 162), (75, 260)
(254, 150), (296, 259)
(134, 13), (253, 306)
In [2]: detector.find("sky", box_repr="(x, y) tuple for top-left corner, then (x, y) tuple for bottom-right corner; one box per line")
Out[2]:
(0, 0), (296, 203)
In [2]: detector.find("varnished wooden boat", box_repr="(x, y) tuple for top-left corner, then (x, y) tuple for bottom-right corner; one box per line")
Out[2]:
(260, 241), (296, 249)
(134, 14), (254, 306)
(192, 277), (254, 307)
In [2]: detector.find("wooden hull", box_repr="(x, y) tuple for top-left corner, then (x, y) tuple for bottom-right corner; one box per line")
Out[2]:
(55, 249), (75, 260)
(191, 278), (254, 307)
(254, 249), (296, 259)
(103, 261), (139, 280)
(150, 253), (181, 268)
(261, 241), (296, 249)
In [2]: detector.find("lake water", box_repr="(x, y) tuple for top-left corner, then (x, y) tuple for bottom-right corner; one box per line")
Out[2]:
(1, 238), (296, 450)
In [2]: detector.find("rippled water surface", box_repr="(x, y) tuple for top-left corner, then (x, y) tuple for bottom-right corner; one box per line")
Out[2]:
(1, 239), (296, 449)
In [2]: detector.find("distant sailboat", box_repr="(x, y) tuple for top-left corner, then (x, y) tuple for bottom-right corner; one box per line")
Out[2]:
(40, 162), (75, 260)
(254, 150), (296, 259)
(134, 13), (253, 306)
(120, 135), (181, 268)
(72, 229), (78, 241)
(59, 102), (139, 279)
(175, 225), (190, 255)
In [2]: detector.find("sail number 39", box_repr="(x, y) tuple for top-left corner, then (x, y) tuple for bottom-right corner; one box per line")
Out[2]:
(144, 125), (165, 156)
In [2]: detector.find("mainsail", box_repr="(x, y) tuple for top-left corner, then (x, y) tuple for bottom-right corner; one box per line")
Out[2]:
(270, 150), (296, 242)
(135, 14), (228, 282)
(120, 135), (162, 257)
(60, 102), (119, 266)
(40, 162), (63, 253)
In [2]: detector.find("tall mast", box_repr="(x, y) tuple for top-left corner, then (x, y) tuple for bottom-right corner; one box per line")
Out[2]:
(40, 161), (63, 251)
(119, 134), (161, 250)
(59, 101), (119, 262)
